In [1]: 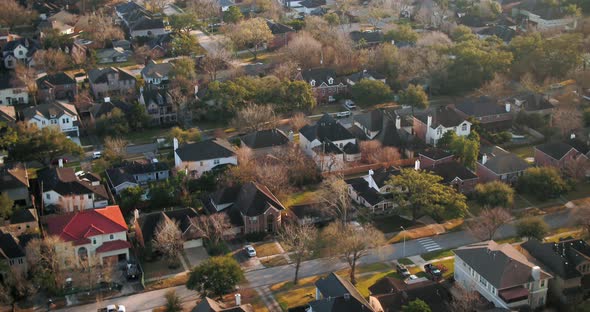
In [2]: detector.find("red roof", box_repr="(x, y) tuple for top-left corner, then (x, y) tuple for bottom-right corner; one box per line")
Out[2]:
(46, 205), (128, 244)
(95, 239), (131, 253)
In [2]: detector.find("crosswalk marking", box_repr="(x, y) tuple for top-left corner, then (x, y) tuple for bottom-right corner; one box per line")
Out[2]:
(418, 238), (442, 252)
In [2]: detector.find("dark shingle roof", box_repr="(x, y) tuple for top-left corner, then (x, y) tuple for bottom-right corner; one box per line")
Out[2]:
(454, 241), (552, 289)
(427, 161), (478, 183)
(419, 148), (453, 161)
(368, 278), (451, 312)
(175, 139), (236, 162)
(266, 21), (294, 34)
(233, 182), (285, 217)
(0, 163), (29, 190)
(521, 238), (582, 280)
(137, 208), (199, 245)
(300, 68), (339, 86)
(455, 96), (508, 117)
(0, 74), (24, 89)
(346, 70), (386, 83)
(192, 297), (254, 312)
(22, 101), (78, 120)
(416, 106), (466, 128)
(535, 142), (577, 160)
(239, 129), (289, 149)
(0, 231), (25, 259)
(481, 153), (529, 174)
(36, 72), (76, 90)
(354, 110), (383, 132)
(141, 61), (173, 79)
(38, 167), (109, 200)
(314, 273), (372, 311)
(9, 208), (37, 224)
(477, 25), (516, 42)
(300, 113), (355, 142)
(349, 31), (384, 44)
(88, 67), (136, 84)
(509, 93), (554, 112)
(342, 142), (359, 154)
(105, 167), (136, 188)
(91, 100), (132, 119)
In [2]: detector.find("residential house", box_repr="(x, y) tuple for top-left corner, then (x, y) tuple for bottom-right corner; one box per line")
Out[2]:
(141, 60), (172, 86)
(0, 208), (38, 237)
(0, 105), (16, 125)
(289, 203), (334, 225)
(266, 20), (295, 49)
(202, 181), (285, 234)
(534, 141), (588, 169)
(96, 47), (132, 64)
(299, 113), (361, 171)
(368, 277), (451, 312)
(453, 96), (514, 131)
(238, 128), (290, 156)
(192, 297), (253, 312)
(36, 72), (77, 102)
(147, 33), (173, 57)
(413, 106), (471, 146)
(418, 149), (454, 168)
(45, 205), (131, 265)
(2, 38), (38, 69)
(454, 240), (552, 310)
(115, 2), (168, 38)
(512, 0), (577, 31)
(477, 25), (516, 43)
(505, 93), (555, 117)
(305, 272), (375, 311)
(133, 207), (202, 250)
(90, 98), (132, 122)
(106, 159), (170, 194)
(38, 19), (75, 36)
(476, 146), (529, 183)
(112, 39), (132, 50)
(22, 101), (80, 139)
(0, 74), (28, 105)
(0, 230), (27, 276)
(521, 238), (590, 304)
(349, 31), (384, 47)
(293, 0), (326, 15)
(421, 160), (479, 194)
(38, 167), (109, 213)
(346, 168), (400, 214)
(295, 68), (347, 103)
(88, 67), (137, 99)
(0, 163), (30, 207)
(218, 0), (236, 12)
(0, 30), (20, 49)
(139, 88), (177, 125)
(174, 138), (237, 178)
(346, 70), (386, 86)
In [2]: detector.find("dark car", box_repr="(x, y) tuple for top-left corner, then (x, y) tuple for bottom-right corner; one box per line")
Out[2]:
(126, 263), (140, 280)
(424, 263), (442, 278)
(396, 263), (410, 278)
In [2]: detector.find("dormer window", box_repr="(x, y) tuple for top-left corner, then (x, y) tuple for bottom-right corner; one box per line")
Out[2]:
(328, 77), (334, 85)
(310, 79), (316, 87)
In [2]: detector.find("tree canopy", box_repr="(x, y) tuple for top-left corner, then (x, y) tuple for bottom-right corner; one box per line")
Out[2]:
(5, 124), (83, 165)
(399, 84), (428, 115)
(385, 24), (419, 44)
(516, 217), (548, 240)
(351, 79), (392, 107)
(186, 256), (244, 299)
(475, 181), (515, 208)
(402, 299), (432, 312)
(518, 167), (568, 200)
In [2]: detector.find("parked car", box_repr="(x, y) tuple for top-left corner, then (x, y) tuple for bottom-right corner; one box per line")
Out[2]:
(344, 100), (356, 110)
(335, 111), (352, 118)
(126, 263), (139, 280)
(396, 263), (410, 278)
(93, 151), (102, 159)
(424, 263), (442, 278)
(245, 245), (256, 257)
(99, 305), (125, 312)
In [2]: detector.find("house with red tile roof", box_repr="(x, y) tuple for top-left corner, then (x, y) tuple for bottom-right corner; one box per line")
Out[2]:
(45, 205), (130, 265)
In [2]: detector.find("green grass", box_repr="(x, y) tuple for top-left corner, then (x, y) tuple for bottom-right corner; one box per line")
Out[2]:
(120, 127), (173, 145)
(141, 256), (185, 280)
(357, 262), (391, 274)
(565, 181), (590, 200)
(371, 215), (417, 234)
(311, 104), (346, 115)
(354, 270), (401, 297)
(421, 249), (454, 261)
(397, 258), (413, 265)
(275, 286), (316, 311)
(507, 144), (535, 159)
(431, 258), (455, 279)
(520, 193), (565, 209)
(283, 190), (320, 208)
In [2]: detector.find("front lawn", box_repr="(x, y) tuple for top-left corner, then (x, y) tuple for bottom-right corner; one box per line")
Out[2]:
(354, 270), (404, 297)
(565, 181), (590, 201)
(253, 241), (282, 257)
(421, 249), (454, 261)
(275, 285), (316, 311)
(120, 127), (173, 145)
(372, 215), (417, 234)
(261, 256), (289, 267)
(431, 258), (455, 279)
(520, 193), (565, 209)
(141, 256), (185, 281)
(397, 258), (413, 265)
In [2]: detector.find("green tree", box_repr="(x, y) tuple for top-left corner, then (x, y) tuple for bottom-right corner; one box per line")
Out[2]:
(7, 124), (83, 165)
(169, 13), (198, 34)
(169, 126), (201, 144)
(451, 25), (476, 42)
(96, 108), (130, 137)
(127, 102), (151, 130)
(0, 193), (14, 220)
(171, 33), (201, 56)
(284, 80), (317, 111)
(385, 24), (418, 44)
(399, 84), (428, 116)
(170, 57), (198, 82)
(119, 186), (144, 214)
(226, 17), (273, 60)
(475, 181), (515, 208)
(186, 256), (244, 299)
(223, 6), (243, 23)
(450, 135), (480, 169)
(324, 12), (340, 27)
(437, 131), (457, 150)
(402, 299), (432, 312)
(516, 217), (548, 240)
(164, 289), (182, 312)
(351, 79), (392, 107)
(387, 169), (468, 221)
(518, 167), (568, 200)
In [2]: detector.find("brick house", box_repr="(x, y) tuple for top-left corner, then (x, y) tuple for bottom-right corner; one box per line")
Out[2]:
(413, 106), (471, 146)
(534, 141), (587, 169)
(88, 67), (137, 99)
(266, 20), (295, 49)
(133, 207), (202, 251)
(346, 167), (400, 214)
(295, 68), (347, 103)
(453, 96), (514, 131)
(418, 149), (454, 168)
(36, 72), (78, 103)
(202, 182), (285, 234)
(422, 160), (479, 194)
(476, 146), (529, 183)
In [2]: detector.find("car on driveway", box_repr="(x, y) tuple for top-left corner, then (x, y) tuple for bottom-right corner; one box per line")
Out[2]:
(335, 111), (352, 118)
(424, 263), (442, 279)
(245, 245), (256, 257)
(396, 263), (410, 278)
(126, 263), (140, 280)
(344, 100), (356, 110)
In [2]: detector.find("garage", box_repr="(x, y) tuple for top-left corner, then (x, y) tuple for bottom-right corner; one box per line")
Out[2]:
(183, 239), (203, 249)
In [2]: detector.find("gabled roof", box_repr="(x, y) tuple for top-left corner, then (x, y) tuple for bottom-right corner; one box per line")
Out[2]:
(455, 96), (509, 117)
(508, 93), (554, 112)
(299, 68), (339, 86)
(0, 105), (17, 123)
(477, 25), (516, 42)
(130, 16), (166, 31)
(141, 60), (173, 79)
(37, 72), (76, 90)
(192, 297), (254, 312)
(38, 167), (109, 200)
(454, 240), (552, 290)
(419, 148), (453, 161)
(0, 73), (24, 90)
(535, 142), (579, 160)
(141, 89), (172, 107)
(137, 208), (198, 245)
(22, 101), (78, 121)
(96, 47), (132, 60)
(369, 278), (451, 312)
(299, 0), (326, 8)
(239, 129), (289, 149)
(105, 167), (136, 188)
(45, 205), (128, 245)
(426, 161), (478, 183)
(300, 113), (355, 142)
(521, 238), (583, 280)
(9, 208), (37, 224)
(0, 162), (29, 190)
(416, 106), (467, 128)
(115, 1), (144, 15)
(91, 100), (132, 119)
(175, 139), (236, 162)
(480, 152), (529, 174)
(88, 67), (136, 84)
(0, 230), (25, 259)
(2, 38), (39, 56)
(266, 20), (295, 34)
(346, 70), (386, 83)
(148, 33), (173, 50)
(354, 110), (384, 132)
(234, 182), (285, 217)
(314, 273), (373, 311)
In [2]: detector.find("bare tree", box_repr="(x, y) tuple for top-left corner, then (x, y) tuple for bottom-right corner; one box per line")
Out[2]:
(324, 222), (385, 284)
(0, 0), (35, 29)
(76, 13), (124, 48)
(416, 31), (452, 47)
(26, 236), (74, 294)
(186, 0), (220, 22)
(13, 63), (38, 105)
(0, 269), (36, 309)
(278, 222), (318, 284)
(563, 156), (590, 181)
(272, 60), (299, 81)
(477, 73), (513, 98)
(192, 214), (232, 244)
(318, 176), (352, 225)
(33, 49), (69, 74)
(449, 283), (481, 312)
(153, 218), (184, 267)
(230, 104), (278, 132)
(289, 113), (310, 132)
(280, 32), (322, 69)
(225, 18), (273, 60)
(202, 46), (233, 81)
(467, 207), (512, 241)
(552, 91), (583, 136)
(103, 137), (128, 165)
(359, 140), (401, 165)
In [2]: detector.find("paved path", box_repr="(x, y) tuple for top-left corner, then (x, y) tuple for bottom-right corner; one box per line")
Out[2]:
(255, 287), (282, 312)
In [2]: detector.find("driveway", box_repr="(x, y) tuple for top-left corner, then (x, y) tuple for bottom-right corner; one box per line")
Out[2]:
(184, 247), (209, 268)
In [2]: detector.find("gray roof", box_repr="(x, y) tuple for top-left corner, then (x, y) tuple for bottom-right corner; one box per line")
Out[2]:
(88, 67), (136, 84)
(314, 273), (373, 311)
(0, 231), (25, 259)
(96, 47), (132, 61)
(427, 161), (478, 183)
(300, 113), (355, 142)
(535, 141), (581, 161)
(22, 101), (78, 120)
(233, 182), (285, 217)
(239, 129), (289, 149)
(480, 152), (529, 174)
(455, 96), (509, 117)
(141, 61), (173, 79)
(521, 238), (583, 280)
(175, 139), (235, 162)
(454, 241), (552, 289)
(36, 72), (76, 90)
(416, 106), (466, 128)
(354, 110), (384, 132)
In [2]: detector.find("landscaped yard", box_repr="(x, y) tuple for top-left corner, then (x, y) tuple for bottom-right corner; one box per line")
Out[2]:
(354, 270), (403, 297)
(274, 285), (316, 311)
(121, 127), (173, 145)
(261, 256), (289, 267)
(254, 241), (282, 257)
(372, 215), (417, 234)
(141, 256), (186, 281)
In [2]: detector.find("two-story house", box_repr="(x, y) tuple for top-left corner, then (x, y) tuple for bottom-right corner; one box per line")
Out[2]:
(133, 207), (202, 251)
(418, 149), (454, 168)
(299, 113), (361, 171)
(174, 138), (237, 178)
(88, 67), (137, 99)
(413, 106), (471, 146)
(1, 38), (38, 69)
(0, 75), (28, 105)
(96, 47), (132, 64)
(0, 208), (38, 237)
(534, 140), (588, 169)
(238, 128), (290, 156)
(141, 60), (172, 86)
(421, 160), (479, 194)
(476, 146), (530, 183)
(295, 68), (347, 103)
(22, 101), (80, 140)
(115, 2), (168, 38)
(38, 167), (109, 213)
(0, 162), (31, 207)
(0, 230), (27, 276)
(45, 205), (131, 265)
(36, 72), (78, 102)
(505, 93), (555, 117)
(452, 96), (514, 131)
(454, 240), (552, 310)
(307, 272), (374, 312)
(139, 88), (177, 125)
(202, 181), (285, 234)
(368, 276), (451, 312)
(266, 20), (295, 49)
(521, 238), (590, 305)
(105, 159), (170, 194)
(346, 168), (400, 214)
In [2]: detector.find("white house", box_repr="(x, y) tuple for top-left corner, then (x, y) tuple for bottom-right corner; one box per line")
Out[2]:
(454, 241), (552, 310)
(413, 106), (471, 146)
(22, 101), (80, 142)
(46, 205), (131, 266)
(140, 60), (172, 85)
(174, 138), (237, 177)
(38, 168), (109, 213)
(346, 168), (400, 214)
(1, 38), (38, 69)
(0, 75), (28, 105)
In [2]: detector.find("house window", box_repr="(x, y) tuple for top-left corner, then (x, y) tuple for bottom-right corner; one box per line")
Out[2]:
(540, 279), (545, 287)
(328, 78), (334, 85)
(46, 193), (50, 199)
(462, 124), (467, 131)
(9, 259), (14, 265)
(214, 159), (220, 165)
(250, 216), (258, 223)
(479, 275), (487, 287)
(18, 258), (23, 264)
(200, 161), (204, 166)
(18, 50), (23, 56)
(437, 128), (442, 135)
(110, 234), (114, 240)
(310, 80), (316, 87)
(92, 238), (97, 244)
(88, 194), (92, 199)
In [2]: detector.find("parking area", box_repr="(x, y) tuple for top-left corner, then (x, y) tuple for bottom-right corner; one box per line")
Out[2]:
(184, 247), (209, 268)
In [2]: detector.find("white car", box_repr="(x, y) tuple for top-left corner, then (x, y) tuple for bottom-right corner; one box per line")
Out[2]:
(344, 100), (356, 110)
(92, 151), (102, 159)
(245, 245), (256, 257)
(335, 111), (351, 118)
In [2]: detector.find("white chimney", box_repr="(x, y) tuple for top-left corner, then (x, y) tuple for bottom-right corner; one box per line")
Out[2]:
(414, 159), (420, 170)
(505, 103), (511, 112)
(235, 293), (241, 306)
(395, 115), (401, 130)
(427, 115), (432, 128)
(570, 132), (576, 140)
(482, 154), (488, 165)
(367, 169), (377, 190)
(532, 266), (541, 280)
(134, 209), (140, 221)
(173, 137), (179, 151)
(104, 97), (111, 103)
(58, 158), (64, 168)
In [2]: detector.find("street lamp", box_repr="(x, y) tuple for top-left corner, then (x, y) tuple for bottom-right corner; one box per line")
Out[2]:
(400, 226), (406, 258)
